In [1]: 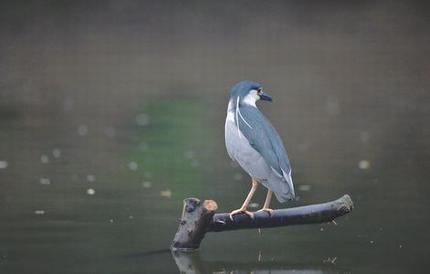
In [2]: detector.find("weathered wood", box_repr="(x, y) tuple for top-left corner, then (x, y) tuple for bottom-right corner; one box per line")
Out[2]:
(171, 198), (218, 251)
(210, 194), (353, 232)
(171, 195), (353, 251)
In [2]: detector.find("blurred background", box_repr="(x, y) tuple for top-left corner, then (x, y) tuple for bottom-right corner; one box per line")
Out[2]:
(0, 1), (429, 273)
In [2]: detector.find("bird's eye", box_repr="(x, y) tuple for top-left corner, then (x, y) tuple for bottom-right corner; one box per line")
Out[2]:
(257, 88), (262, 95)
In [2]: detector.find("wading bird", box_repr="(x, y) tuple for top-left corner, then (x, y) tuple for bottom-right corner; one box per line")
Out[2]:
(225, 80), (295, 220)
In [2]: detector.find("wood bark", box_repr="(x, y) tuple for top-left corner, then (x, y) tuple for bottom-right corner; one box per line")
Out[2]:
(171, 195), (353, 251)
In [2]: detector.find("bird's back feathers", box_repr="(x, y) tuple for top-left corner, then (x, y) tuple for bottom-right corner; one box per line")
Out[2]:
(234, 105), (295, 200)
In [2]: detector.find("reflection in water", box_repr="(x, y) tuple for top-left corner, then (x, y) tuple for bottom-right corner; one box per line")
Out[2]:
(172, 251), (344, 274)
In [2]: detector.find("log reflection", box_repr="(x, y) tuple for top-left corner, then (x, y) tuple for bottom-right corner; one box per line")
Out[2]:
(172, 251), (346, 274)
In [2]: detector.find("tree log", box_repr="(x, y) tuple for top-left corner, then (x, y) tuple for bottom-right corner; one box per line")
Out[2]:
(171, 195), (353, 251)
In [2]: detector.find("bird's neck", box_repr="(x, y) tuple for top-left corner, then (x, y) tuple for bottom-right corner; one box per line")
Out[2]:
(242, 94), (258, 108)
(227, 96), (258, 113)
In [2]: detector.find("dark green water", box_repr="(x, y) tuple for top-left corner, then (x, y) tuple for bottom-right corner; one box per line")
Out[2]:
(0, 1), (429, 273)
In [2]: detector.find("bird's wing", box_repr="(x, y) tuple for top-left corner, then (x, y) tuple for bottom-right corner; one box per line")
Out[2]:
(237, 106), (293, 186)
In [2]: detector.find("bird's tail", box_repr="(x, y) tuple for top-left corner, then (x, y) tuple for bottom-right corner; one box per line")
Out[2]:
(275, 169), (295, 203)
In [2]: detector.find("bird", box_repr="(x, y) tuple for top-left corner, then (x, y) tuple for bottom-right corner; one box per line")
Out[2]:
(225, 80), (295, 220)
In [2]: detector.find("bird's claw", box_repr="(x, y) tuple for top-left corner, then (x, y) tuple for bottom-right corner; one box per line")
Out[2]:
(229, 209), (255, 221)
(257, 208), (274, 216)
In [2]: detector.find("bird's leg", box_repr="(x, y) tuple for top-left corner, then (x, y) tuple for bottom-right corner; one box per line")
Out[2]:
(229, 179), (258, 220)
(257, 190), (274, 216)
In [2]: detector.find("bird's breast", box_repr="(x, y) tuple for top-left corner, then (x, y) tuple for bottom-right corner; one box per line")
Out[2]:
(225, 112), (261, 166)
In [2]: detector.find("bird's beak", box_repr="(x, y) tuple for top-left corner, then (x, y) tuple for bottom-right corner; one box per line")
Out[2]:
(259, 92), (273, 102)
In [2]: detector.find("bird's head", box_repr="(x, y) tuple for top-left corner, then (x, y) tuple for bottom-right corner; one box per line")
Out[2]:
(229, 80), (272, 107)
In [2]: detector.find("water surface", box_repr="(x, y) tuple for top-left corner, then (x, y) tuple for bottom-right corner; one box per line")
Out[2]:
(0, 1), (429, 273)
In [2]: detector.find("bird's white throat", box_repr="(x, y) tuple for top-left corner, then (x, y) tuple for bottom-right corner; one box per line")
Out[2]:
(227, 92), (259, 113)
(242, 92), (259, 107)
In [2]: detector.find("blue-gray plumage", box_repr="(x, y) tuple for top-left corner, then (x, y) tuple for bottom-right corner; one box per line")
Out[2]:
(225, 80), (295, 219)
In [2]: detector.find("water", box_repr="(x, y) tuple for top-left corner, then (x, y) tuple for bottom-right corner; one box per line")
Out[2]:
(0, 1), (429, 273)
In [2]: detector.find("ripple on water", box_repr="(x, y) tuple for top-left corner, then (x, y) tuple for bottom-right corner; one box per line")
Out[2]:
(40, 154), (49, 164)
(0, 160), (8, 169)
(39, 178), (51, 185)
(135, 113), (150, 126)
(142, 181), (152, 188)
(358, 160), (370, 170)
(86, 188), (96, 195)
(128, 161), (138, 171)
(160, 189), (172, 198)
(52, 148), (61, 158)
(86, 174), (96, 182)
(77, 124), (88, 136)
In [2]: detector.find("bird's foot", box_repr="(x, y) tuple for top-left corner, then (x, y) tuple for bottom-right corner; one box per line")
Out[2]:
(229, 208), (255, 221)
(257, 208), (274, 216)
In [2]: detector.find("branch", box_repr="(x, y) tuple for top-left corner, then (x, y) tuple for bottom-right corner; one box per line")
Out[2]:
(171, 195), (353, 251)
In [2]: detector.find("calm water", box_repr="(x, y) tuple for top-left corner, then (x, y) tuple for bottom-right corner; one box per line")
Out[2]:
(1, 1), (429, 273)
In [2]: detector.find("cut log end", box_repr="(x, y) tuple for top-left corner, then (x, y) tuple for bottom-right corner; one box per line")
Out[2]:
(202, 200), (218, 211)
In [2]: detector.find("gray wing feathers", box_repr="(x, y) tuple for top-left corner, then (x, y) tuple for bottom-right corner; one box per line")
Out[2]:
(237, 106), (295, 199)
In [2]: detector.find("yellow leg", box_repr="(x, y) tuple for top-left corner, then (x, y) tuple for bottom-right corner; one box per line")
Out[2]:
(258, 190), (274, 216)
(229, 179), (258, 220)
